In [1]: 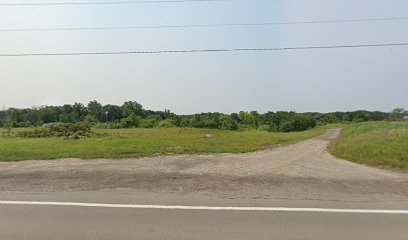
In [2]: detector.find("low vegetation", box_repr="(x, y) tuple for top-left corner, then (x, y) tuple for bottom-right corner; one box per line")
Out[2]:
(329, 122), (408, 169)
(0, 126), (329, 161)
(15, 123), (92, 139)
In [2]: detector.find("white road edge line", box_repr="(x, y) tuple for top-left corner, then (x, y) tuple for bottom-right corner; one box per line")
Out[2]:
(1, 201), (408, 214)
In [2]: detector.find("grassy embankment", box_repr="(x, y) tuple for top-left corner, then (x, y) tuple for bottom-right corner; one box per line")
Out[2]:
(0, 126), (329, 161)
(329, 121), (408, 169)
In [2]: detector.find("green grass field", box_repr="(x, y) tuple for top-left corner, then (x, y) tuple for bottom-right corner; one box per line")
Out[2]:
(329, 121), (408, 169)
(0, 127), (328, 161)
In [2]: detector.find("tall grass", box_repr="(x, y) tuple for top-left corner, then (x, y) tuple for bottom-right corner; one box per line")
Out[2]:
(0, 127), (328, 161)
(329, 122), (408, 168)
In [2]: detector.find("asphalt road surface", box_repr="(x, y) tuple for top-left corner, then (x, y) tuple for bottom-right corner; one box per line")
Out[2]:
(1, 129), (408, 240)
(1, 201), (408, 240)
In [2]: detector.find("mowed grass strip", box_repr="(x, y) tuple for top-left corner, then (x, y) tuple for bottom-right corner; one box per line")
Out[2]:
(0, 127), (328, 161)
(329, 121), (408, 169)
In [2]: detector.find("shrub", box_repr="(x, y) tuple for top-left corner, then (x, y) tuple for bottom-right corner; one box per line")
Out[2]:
(16, 128), (52, 138)
(257, 125), (269, 131)
(279, 115), (316, 132)
(120, 114), (141, 128)
(140, 118), (159, 128)
(84, 115), (99, 125)
(16, 122), (92, 138)
(237, 124), (256, 132)
(219, 115), (238, 130)
(157, 119), (176, 128)
(94, 123), (110, 129)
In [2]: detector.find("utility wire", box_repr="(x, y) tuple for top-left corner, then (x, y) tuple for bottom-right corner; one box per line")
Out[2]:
(1, 42), (408, 57)
(0, 0), (237, 6)
(1, 16), (408, 32)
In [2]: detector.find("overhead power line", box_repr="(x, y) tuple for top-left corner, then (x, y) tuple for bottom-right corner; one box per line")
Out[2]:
(1, 16), (408, 32)
(1, 42), (407, 57)
(0, 0), (235, 6)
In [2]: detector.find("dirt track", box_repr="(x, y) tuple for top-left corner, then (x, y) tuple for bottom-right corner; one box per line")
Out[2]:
(1, 129), (407, 201)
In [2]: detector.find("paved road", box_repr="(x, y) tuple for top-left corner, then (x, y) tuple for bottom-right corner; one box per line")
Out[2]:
(1, 192), (408, 240)
(1, 203), (408, 240)
(1, 129), (408, 239)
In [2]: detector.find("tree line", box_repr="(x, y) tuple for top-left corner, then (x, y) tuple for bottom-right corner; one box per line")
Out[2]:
(0, 101), (406, 132)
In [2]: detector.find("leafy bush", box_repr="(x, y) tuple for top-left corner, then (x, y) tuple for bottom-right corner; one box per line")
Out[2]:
(140, 118), (159, 128)
(17, 128), (53, 138)
(157, 119), (176, 128)
(237, 125), (256, 132)
(16, 122), (92, 138)
(93, 123), (111, 129)
(219, 115), (238, 130)
(105, 121), (123, 129)
(84, 115), (99, 125)
(278, 115), (316, 132)
(257, 125), (269, 131)
(120, 114), (141, 128)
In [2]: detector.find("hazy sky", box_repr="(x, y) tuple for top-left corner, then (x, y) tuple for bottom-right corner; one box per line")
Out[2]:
(0, 0), (407, 114)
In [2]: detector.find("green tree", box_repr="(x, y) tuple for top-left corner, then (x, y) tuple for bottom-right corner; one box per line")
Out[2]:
(390, 108), (406, 120)
(279, 114), (316, 132)
(120, 114), (141, 128)
(121, 101), (144, 117)
(191, 114), (204, 128)
(237, 111), (256, 126)
(87, 100), (104, 122)
(72, 102), (87, 121)
(219, 114), (238, 130)
(38, 106), (59, 123)
(103, 104), (123, 122)
(84, 115), (99, 125)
